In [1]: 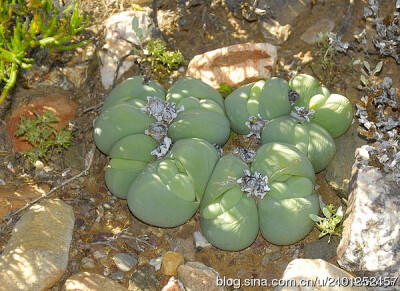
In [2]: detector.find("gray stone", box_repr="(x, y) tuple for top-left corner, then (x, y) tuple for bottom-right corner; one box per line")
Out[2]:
(178, 262), (226, 291)
(262, 251), (282, 266)
(337, 146), (400, 278)
(63, 272), (128, 291)
(304, 236), (338, 261)
(129, 265), (159, 291)
(0, 199), (75, 291)
(300, 19), (335, 45)
(325, 123), (366, 198)
(81, 257), (96, 269)
(113, 253), (138, 272)
(110, 271), (125, 281)
(258, 0), (311, 44)
(275, 259), (367, 291)
(193, 231), (212, 248)
(170, 237), (195, 262)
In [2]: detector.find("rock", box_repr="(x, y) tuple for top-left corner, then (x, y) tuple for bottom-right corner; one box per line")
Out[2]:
(300, 19), (335, 45)
(5, 94), (77, 152)
(186, 42), (277, 89)
(275, 259), (367, 291)
(193, 231), (212, 248)
(170, 237), (195, 262)
(0, 183), (50, 218)
(178, 262), (226, 291)
(324, 123), (366, 198)
(62, 272), (128, 291)
(110, 271), (125, 281)
(149, 256), (162, 271)
(161, 251), (185, 276)
(81, 257), (96, 269)
(262, 251), (281, 266)
(99, 10), (153, 90)
(113, 253), (138, 272)
(161, 277), (185, 291)
(337, 146), (400, 278)
(0, 199), (75, 291)
(258, 0), (311, 44)
(129, 265), (159, 291)
(303, 236), (338, 261)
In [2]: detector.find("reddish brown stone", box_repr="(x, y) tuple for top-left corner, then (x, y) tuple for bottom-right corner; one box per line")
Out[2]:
(186, 42), (277, 89)
(5, 94), (77, 152)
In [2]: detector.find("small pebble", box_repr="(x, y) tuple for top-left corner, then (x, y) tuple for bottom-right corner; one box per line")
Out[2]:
(0, 179), (6, 186)
(81, 257), (95, 269)
(193, 231), (211, 248)
(93, 250), (107, 260)
(161, 251), (184, 276)
(149, 256), (162, 271)
(103, 267), (110, 276)
(110, 271), (125, 280)
(161, 276), (185, 291)
(113, 253), (138, 272)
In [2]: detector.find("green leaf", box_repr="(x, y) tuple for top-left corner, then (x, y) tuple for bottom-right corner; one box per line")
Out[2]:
(322, 206), (331, 218)
(309, 214), (322, 222)
(131, 16), (143, 41)
(360, 74), (368, 85)
(363, 61), (371, 73)
(372, 61), (383, 75)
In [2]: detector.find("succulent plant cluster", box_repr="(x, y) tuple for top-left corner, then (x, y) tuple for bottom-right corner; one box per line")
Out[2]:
(94, 74), (353, 251)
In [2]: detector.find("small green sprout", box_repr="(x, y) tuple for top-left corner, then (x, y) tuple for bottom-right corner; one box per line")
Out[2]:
(309, 201), (344, 243)
(15, 110), (73, 164)
(360, 60), (383, 86)
(218, 82), (232, 98)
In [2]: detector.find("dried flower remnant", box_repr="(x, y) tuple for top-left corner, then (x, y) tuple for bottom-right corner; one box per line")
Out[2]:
(232, 147), (256, 164)
(288, 90), (300, 106)
(151, 136), (172, 158)
(236, 169), (270, 199)
(141, 96), (184, 124)
(145, 122), (168, 142)
(290, 106), (315, 122)
(245, 114), (268, 138)
(328, 32), (349, 53)
(364, 0), (400, 63)
(213, 144), (223, 157)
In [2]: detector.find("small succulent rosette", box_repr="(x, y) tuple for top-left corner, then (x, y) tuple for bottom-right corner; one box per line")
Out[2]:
(200, 142), (319, 250)
(165, 76), (231, 146)
(261, 115), (336, 172)
(224, 77), (292, 135)
(289, 74), (353, 138)
(127, 138), (219, 228)
(94, 76), (166, 155)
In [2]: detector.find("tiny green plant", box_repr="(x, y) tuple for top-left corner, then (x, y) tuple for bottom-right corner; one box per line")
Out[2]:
(218, 82), (232, 98)
(0, 0), (90, 104)
(127, 16), (185, 80)
(309, 201), (344, 243)
(310, 32), (352, 88)
(15, 110), (73, 163)
(359, 60), (383, 87)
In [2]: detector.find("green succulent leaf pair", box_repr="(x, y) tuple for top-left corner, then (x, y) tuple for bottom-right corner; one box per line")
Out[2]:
(94, 76), (231, 203)
(289, 74), (353, 139)
(200, 142), (319, 251)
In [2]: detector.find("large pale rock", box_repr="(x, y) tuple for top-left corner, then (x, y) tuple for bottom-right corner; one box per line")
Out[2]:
(0, 199), (75, 291)
(62, 272), (128, 291)
(275, 259), (366, 291)
(324, 123), (365, 198)
(186, 42), (277, 89)
(99, 10), (153, 90)
(177, 262), (226, 291)
(0, 184), (50, 218)
(337, 146), (400, 278)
